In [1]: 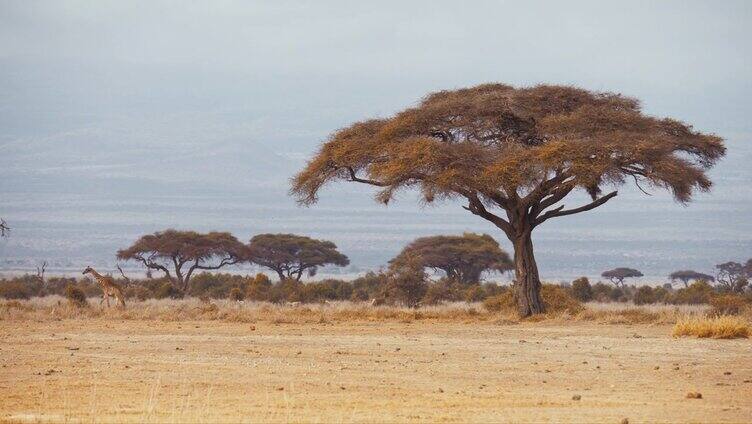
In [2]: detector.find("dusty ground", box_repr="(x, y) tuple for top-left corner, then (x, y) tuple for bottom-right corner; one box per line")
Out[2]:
(1, 319), (750, 423)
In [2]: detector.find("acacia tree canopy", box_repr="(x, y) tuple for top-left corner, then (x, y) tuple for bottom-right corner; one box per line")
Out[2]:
(291, 83), (724, 316)
(389, 233), (512, 284)
(669, 270), (714, 287)
(601, 267), (644, 287)
(246, 233), (350, 281)
(116, 229), (246, 292)
(715, 261), (750, 293)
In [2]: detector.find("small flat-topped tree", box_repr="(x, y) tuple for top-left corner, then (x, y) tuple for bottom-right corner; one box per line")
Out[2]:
(117, 229), (246, 292)
(291, 83), (724, 316)
(389, 233), (512, 285)
(602, 267), (643, 288)
(246, 233), (350, 281)
(715, 261), (750, 293)
(669, 270), (714, 287)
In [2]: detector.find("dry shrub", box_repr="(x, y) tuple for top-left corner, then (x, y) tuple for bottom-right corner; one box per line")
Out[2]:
(155, 282), (182, 299)
(577, 308), (662, 324)
(229, 287), (244, 301)
(709, 295), (747, 316)
(541, 285), (583, 315)
(126, 285), (152, 301)
(483, 285), (582, 317)
(0, 280), (32, 300)
(670, 281), (714, 304)
(483, 291), (515, 313)
(673, 316), (750, 339)
(65, 284), (88, 308)
(633, 286), (657, 305)
(1, 299), (31, 311)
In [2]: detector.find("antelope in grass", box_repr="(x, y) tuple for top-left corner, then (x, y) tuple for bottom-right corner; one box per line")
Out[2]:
(82, 266), (126, 307)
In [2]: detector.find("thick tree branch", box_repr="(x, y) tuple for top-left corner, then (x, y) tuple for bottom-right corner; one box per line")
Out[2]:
(529, 181), (576, 218)
(534, 191), (618, 225)
(462, 194), (513, 236)
(135, 254), (172, 280)
(344, 166), (388, 187)
(521, 171), (572, 206)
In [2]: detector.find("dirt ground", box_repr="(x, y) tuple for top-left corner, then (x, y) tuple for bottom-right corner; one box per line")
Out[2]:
(1, 319), (750, 423)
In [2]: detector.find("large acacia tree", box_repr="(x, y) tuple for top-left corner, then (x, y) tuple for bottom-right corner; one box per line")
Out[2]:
(117, 229), (246, 292)
(246, 233), (350, 281)
(390, 233), (512, 284)
(291, 83), (724, 316)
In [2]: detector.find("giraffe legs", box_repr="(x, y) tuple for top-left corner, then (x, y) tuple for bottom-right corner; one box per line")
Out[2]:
(100, 293), (111, 307)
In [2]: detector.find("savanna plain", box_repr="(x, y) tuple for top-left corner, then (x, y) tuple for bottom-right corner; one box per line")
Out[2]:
(1, 299), (750, 423)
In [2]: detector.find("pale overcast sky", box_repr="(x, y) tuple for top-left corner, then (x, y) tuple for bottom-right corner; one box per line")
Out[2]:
(0, 1), (750, 276)
(1, 1), (750, 139)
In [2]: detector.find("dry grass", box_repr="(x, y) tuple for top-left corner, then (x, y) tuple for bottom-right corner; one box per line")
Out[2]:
(672, 315), (751, 339)
(0, 296), (485, 324)
(1, 297), (746, 327)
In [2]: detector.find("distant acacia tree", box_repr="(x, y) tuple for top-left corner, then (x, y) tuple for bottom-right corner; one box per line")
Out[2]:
(669, 270), (714, 287)
(601, 267), (643, 288)
(0, 218), (9, 237)
(389, 233), (512, 285)
(715, 261), (749, 293)
(246, 234), (350, 281)
(291, 83), (724, 316)
(117, 230), (246, 292)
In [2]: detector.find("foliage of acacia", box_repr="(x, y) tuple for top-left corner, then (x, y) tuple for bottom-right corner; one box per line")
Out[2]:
(292, 83), (724, 315)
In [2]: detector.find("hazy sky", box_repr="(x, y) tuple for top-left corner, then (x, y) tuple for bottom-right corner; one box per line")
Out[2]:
(1, 1), (750, 277)
(2, 1), (750, 140)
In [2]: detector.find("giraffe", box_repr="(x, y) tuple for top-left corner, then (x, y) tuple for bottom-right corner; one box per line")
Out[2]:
(82, 266), (126, 307)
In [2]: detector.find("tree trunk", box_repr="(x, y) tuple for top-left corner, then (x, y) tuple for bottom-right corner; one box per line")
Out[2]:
(511, 230), (544, 317)
(174, 266), (188, 292)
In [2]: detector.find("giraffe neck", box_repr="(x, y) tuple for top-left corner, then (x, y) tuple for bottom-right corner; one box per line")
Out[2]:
(89, 269), (105, 280)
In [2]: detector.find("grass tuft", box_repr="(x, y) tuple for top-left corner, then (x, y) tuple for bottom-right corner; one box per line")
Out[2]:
(672, 315), (750, 339)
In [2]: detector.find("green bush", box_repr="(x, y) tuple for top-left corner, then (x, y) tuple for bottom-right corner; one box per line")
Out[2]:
(591, 282), (614, 302)
(384, 264), (428, 307)
(571, 277), (593, 302)
(652, 286), (670, 303)
(154, 282), (182, 299)
(350, 272), (388, 301)
(633, 286), (657, 305)
(671, 280), (715, 304)
(270, 279), (304, 303)
(189, 272), (250, 299)
(609, 287), (626, 302)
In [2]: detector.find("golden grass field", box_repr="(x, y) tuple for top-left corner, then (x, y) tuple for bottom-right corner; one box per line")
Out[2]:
(1, 298), (751, 423)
